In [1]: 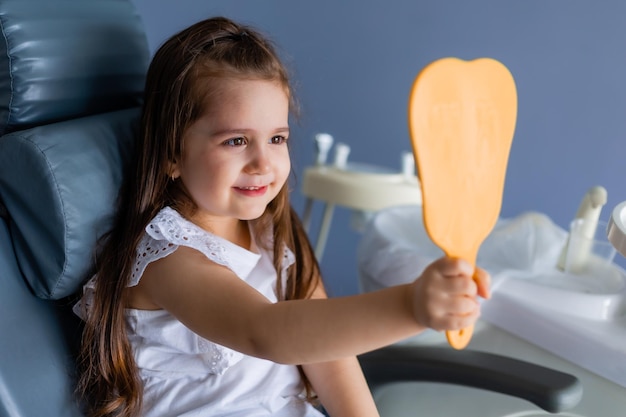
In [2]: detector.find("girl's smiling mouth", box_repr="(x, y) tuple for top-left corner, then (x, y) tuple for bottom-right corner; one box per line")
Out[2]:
(234, 185), (268, 196)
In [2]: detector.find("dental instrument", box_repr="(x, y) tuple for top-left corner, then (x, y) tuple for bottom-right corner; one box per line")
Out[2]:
(556, 185), (608, 272)
(401, 151), (415, 179)
(314, 132), (334, 165)
(332, 142), (351, 169)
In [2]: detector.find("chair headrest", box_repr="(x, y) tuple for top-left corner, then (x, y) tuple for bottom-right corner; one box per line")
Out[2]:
(0, 0), (149, 299)
(0, 0), (150, 135)
(0, 109), (138, 299)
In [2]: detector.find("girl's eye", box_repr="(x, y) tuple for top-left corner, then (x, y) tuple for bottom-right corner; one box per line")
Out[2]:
(223, 137), (246, 147)
(269, 135), (288, 145)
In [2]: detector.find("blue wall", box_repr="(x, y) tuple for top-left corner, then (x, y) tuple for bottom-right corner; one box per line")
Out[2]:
(131, 0), (626, 296)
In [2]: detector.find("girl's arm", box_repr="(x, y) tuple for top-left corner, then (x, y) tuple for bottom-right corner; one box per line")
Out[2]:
(131, 246), (488, 365)
(304, 266), (490, 417)
(304, 357), (379, 417)
(302, 282), (380, 417)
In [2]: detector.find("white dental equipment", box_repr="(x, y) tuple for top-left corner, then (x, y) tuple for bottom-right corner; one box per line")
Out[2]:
(607, 200), (626, 258)
(401, 151), (415, 180)
(556, 185), (608, 272)
(301, 133), (422, 260)
(332, 142), (351, 169)
(358, 201), (626, 416)
(313, 132), (334, 165)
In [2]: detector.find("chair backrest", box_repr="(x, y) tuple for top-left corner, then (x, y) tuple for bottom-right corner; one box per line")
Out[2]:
(0, 1), (149, 415)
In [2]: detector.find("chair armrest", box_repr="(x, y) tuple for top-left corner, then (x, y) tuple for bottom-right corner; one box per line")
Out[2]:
(358, 345), (582, 414)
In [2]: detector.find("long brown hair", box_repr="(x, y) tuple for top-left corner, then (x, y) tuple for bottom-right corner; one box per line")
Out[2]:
(76, 16), (321, 417)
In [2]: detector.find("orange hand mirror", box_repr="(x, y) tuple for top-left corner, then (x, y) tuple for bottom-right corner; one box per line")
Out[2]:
(408, 57), (517, 349)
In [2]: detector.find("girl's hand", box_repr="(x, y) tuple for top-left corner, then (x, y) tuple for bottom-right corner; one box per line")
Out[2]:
(409, 257), (491, 331)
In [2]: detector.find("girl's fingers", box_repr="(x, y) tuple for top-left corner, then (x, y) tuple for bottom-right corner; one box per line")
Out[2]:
(430, 256), (474, 278)
(435, 257), (491, 299)
(415, 257), (489, 331)
(427, 291), (480, 326)
(429, 299), (480, 331)
(473, 267), (492, 299)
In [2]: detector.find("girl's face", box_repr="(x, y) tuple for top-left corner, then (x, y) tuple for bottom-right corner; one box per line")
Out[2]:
(171, 78), (291, 233)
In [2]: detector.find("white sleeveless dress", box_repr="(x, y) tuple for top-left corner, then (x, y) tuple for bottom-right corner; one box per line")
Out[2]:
(75, 207), (324, 417)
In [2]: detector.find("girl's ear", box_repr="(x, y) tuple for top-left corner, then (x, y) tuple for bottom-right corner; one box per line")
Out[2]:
(168, 160), (181, 180)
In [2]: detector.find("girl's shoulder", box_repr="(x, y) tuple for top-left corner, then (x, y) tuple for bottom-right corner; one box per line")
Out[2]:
(129, 207), (262, 287)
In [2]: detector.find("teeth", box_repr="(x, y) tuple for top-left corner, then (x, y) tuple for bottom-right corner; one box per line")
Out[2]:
(240, 186), (260, 190)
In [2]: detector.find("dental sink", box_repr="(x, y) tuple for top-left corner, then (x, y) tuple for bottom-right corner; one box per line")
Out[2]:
(494, 263), (626, 322)
(484, 270), (626, 390)
(357, 205), (626, 390)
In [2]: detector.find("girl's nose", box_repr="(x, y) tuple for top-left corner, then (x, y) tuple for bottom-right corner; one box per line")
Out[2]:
(245, 144), (271, 174)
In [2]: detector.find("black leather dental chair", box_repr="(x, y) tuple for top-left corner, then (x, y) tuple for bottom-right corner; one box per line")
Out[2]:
(0, 1), (582, 416)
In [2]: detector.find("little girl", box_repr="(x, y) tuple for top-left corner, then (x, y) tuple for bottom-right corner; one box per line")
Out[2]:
(75, 16), (490, 417)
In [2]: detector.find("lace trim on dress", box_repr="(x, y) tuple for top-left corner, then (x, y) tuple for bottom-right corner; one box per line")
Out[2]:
(196, 336), (244, 374)
(74, 206), (295, 320)
(130, 207), (252, 287)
